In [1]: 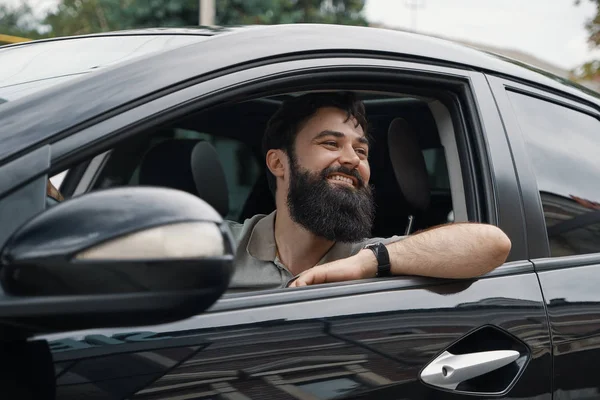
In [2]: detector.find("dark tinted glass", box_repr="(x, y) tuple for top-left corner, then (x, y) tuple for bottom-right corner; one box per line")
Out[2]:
(508, 91), (600, 257)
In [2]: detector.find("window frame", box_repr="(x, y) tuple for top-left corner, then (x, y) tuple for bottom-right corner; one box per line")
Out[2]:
(40, 56), (527, 283)
(69, 92), (468, 227)
(488, 74), (600, 266)
(49, 63), (495, 215)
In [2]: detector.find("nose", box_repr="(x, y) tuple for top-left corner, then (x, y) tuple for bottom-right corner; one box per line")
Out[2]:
(338, 144), (361, 169)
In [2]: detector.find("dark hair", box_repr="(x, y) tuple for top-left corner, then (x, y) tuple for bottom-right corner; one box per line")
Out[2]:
(262, 91), (368, 196)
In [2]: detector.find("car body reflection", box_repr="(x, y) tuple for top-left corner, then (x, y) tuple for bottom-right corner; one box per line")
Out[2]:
(41, 273), (552, 399)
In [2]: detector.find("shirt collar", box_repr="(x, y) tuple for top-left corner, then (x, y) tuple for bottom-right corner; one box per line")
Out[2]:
(247, 211), (278, 262)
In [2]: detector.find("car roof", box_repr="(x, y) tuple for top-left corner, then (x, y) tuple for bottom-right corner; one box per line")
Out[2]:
(2, 23), (594, 100)
(0, 24), (598, 164)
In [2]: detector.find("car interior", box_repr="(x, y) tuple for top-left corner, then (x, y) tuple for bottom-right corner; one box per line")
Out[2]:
(53, 90), (466, 244)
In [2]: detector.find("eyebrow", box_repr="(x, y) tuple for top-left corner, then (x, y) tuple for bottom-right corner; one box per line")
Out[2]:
(313, 130), (369, 146)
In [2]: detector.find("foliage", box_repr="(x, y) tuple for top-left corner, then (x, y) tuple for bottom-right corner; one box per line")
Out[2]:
(44, 0), (201, 36)
(0, 0), (368, 41)
(574, 0), (600, 80)
(0, 2), (46, 40)
(216, 0), (367, 26)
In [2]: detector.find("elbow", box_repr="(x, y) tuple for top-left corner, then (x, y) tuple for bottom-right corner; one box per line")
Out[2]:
(486, 225), (512, 271)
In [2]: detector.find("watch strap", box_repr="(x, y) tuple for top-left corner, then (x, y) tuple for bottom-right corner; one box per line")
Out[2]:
(364, 242), (391, 277)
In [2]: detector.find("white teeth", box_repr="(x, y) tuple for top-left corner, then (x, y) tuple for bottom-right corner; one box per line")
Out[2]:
(329, 175), (353, 185)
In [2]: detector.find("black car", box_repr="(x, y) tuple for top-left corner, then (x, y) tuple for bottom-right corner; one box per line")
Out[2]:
(0, 24), (599, 399)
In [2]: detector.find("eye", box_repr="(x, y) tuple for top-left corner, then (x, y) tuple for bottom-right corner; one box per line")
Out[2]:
(322, 141), (338, 148)
(355, 147), (368, 156)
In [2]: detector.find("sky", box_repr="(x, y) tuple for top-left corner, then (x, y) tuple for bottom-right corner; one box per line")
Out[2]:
(4, 0), (600, 71)
(364, 0), (600, 71)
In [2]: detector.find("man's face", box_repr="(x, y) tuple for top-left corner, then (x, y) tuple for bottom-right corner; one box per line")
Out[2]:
(285, 107), (375, 242)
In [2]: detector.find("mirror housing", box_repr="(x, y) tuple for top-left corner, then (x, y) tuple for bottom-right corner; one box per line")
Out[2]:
(0, 187), (234, 334)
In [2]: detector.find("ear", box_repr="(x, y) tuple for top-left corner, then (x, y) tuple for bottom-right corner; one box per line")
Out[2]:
(266, 149), (287, 179)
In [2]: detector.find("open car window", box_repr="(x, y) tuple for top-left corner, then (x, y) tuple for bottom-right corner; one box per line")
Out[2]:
(76, 92), (461, 240)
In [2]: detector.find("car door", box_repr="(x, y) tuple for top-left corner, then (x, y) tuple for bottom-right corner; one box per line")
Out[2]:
(489, 75), (600, 400)
(41, 275), (549, 400)
(0, 53), (549, 400)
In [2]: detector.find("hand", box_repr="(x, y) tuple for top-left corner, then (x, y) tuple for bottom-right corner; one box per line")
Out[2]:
(288, 250), (377, 287)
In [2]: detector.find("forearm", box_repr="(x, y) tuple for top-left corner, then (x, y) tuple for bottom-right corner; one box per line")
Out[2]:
(289, 223), (511, 287)
(358, 223), (512, 279)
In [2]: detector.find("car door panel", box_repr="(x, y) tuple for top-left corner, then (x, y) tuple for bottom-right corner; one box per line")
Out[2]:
(39, 268), (551, 399)
(534, 260), (600, 399)
(489, 75), (600, 400)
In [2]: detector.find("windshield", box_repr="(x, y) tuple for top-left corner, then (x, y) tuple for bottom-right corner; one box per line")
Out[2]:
(0, 34), (208, 104)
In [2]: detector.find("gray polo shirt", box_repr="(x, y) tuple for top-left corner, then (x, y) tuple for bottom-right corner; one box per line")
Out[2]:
(226, 211), (404, 292)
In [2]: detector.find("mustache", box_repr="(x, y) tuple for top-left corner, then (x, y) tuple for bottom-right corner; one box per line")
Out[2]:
(320, 166), (365, 188)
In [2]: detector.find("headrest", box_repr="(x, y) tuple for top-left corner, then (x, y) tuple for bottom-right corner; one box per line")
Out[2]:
(139, 139), (229, 217)
(387, 118), (430, 211)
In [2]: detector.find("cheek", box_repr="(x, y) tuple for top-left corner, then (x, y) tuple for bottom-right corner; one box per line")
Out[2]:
(302, 147), (337, 168)
(358, 162), (370, 183)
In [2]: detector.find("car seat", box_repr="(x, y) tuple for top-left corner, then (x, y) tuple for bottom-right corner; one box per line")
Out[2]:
(138, 139), (229, 217)
(388, 117), (431, 227)
(372, 118), (432, 237)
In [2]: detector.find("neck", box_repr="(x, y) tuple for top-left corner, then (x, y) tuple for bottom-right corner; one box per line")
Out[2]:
(274, 203), (334, 277)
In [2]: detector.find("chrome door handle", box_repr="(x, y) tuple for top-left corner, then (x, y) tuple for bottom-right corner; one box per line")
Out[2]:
(420, 350), (520, 390)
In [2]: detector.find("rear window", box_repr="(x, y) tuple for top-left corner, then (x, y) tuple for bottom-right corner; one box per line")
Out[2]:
(0, 35), (207, 103)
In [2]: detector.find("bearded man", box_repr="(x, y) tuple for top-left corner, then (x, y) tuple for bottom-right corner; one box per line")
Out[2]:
(227, 92), (511, 290)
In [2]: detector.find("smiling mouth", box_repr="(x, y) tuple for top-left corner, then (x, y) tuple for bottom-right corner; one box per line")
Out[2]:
(327, 173), (358, 188)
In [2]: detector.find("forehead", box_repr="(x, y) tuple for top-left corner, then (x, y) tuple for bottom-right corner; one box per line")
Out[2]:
(297, 107), (365, 140)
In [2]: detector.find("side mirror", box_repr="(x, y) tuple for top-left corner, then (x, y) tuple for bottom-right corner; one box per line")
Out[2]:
(0, 187), (234, 335)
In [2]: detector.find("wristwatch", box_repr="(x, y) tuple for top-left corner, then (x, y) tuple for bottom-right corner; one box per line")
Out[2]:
(363, 242), (391, 277)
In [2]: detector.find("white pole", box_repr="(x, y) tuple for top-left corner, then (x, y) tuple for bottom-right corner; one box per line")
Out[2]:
(404, 0), (425, 33)
(199, 0), (216, 26)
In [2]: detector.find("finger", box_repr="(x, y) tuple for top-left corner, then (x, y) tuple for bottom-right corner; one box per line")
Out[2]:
(295, 267), (328, 287)
(289, 279), (302, 288)
(313, 263), (365, 285)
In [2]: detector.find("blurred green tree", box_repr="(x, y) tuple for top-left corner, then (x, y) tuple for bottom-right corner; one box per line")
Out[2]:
(573, 0), (600, 80)
(44, 0), (201, 36)
(0, 2), (46, 40)
(216, 0), (368, 26)
(5, 0), (367, 39)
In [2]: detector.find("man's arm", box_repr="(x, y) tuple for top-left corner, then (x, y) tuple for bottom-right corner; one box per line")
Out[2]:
(288, 223), (511, 287)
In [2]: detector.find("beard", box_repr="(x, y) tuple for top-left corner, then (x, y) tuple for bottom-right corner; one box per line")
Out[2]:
(286, 158), (375, 242)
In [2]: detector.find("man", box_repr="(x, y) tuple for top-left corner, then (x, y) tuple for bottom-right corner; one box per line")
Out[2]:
(227, 92), (511, 290)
